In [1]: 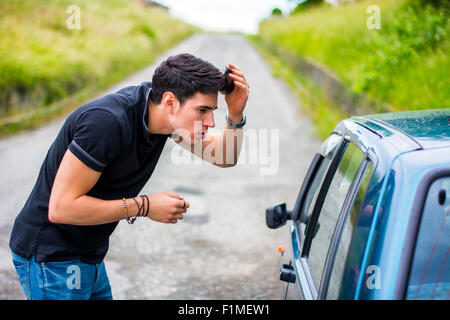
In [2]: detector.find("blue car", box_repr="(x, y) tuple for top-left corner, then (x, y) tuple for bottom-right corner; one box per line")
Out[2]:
(266, 109), (450, 300)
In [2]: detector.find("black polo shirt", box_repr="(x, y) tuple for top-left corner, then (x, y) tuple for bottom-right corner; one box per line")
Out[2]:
(9, 82), (170, 263)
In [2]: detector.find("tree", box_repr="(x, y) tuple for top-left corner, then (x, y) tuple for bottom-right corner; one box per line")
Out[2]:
(271, 7), (283, 16)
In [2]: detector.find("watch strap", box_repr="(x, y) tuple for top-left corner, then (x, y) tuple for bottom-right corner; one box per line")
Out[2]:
(226, 112), (246, 128)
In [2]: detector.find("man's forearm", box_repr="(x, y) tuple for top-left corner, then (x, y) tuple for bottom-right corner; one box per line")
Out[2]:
(48, 195), (140, 226)
(217, 112), (244, 167)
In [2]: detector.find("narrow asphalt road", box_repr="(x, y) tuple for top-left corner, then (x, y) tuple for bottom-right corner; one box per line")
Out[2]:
(0, 33), (321, 299)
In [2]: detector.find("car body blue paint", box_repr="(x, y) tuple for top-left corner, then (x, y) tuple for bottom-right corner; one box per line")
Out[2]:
(274, 109), (450, 300)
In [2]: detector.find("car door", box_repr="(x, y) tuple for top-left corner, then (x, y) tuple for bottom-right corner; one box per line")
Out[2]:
(287, 136), (369, 299)
(406, 173), (450, 300)
(283, 133), (345, 299)
(322, 156), (375, 299)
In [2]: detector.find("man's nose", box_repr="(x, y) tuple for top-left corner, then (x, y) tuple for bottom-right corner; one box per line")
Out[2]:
(204, 112), (215, 128)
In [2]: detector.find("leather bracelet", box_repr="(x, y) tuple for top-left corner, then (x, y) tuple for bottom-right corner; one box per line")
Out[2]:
(124, 195), (149, 224)
(141, 195), (149, 217)
(132, 197), (143, 217)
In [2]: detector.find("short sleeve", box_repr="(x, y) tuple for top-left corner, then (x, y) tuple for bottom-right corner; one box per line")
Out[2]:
(68, 109), (123, 172)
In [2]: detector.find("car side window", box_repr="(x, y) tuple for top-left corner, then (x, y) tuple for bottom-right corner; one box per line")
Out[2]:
(406, 175), (450, 300)
(325, 160), (373, 299)
(296, 134), (343, 233)
(298, 156), (331, 230)
(307, 142), (365, 288)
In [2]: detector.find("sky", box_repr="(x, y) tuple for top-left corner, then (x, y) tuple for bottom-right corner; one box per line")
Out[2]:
(156, 0), (299, 34)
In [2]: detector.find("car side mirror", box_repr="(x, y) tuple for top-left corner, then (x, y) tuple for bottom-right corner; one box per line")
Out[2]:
(266, 203), (292, 229)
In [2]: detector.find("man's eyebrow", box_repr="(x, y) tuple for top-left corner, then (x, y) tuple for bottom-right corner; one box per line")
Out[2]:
(197, 105), (218, 110)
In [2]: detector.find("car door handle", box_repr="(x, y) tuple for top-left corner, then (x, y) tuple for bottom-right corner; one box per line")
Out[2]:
(280, 263), (296, 283)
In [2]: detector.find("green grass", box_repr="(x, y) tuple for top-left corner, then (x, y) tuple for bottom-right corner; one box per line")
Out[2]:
(0, 0), (197, 135)
(249, 35), (347, 139)
(259, 0), (449, 111)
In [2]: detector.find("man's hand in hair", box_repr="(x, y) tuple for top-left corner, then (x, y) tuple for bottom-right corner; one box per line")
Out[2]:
(225, 63), (249, 122)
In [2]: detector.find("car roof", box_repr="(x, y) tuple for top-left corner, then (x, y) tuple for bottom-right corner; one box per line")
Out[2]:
(350, 109), (450, 150)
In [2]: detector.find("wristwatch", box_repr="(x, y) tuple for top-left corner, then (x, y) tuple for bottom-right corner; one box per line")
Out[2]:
(226, 112), (246, 128)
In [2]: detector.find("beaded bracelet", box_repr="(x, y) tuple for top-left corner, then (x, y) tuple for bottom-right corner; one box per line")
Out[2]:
(122, 198), (129, 222)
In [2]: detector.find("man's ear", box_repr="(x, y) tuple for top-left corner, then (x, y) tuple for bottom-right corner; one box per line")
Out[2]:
(161, 91), (177, 114)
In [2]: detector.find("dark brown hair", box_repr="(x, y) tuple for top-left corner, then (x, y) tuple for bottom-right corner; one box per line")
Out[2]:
(150, 53), (234, 105)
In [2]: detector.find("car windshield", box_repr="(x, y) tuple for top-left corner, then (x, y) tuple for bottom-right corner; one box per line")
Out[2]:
(406, 175), (450, 300)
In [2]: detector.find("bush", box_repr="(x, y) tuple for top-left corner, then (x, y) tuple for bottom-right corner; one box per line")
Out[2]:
(417, 0), (450, 8)
(354, 0), (449, 108)
(291, 0), (324, 14)
(259, 0), (449, 111)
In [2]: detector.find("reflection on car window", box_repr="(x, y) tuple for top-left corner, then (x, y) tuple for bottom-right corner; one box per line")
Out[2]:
(326, 161), (373, 300)
(406, 176), (450, 300)
(299, 134), (342, 231)
(301, 158), (331, 225)
(357, 169), (395, 300)
(308, 142), (364, 288)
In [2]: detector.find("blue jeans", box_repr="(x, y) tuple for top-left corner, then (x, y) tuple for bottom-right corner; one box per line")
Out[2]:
(11, 251), (113, 300)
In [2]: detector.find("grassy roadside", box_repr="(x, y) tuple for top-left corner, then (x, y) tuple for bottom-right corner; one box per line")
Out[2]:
(257, 0), (449, 126)
(0, 0), (197, 137)
(248, 35), (347, 139)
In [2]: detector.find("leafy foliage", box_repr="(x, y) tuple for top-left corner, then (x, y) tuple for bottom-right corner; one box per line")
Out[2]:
(291, 0), (324, 14)
(259, 0), (449, 111)
(271, 8), (282, 16)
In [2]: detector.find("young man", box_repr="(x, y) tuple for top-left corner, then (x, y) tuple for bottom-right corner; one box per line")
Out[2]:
(9, 53), (249, 300)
